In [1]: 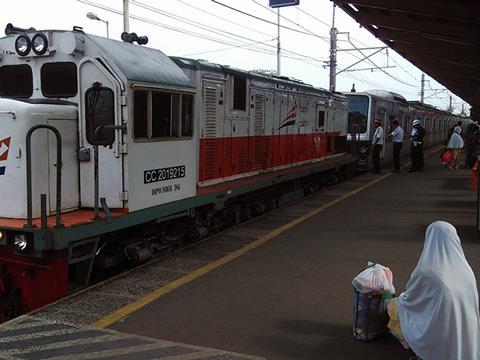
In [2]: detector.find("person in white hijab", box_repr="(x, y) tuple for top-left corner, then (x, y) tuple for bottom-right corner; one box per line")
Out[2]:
(393, 221), (480, 360)
(447, 126), (464, 170)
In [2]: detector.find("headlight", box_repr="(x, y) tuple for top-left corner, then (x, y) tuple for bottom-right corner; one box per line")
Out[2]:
(358, 145), (369, 154)
(32, 33), (48, 55)
(0, 230), (4, 241)
(15, 34), (31, 56)
(13, 234), (29, 252)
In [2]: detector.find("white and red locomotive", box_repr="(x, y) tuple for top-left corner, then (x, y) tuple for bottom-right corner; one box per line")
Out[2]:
(0, 25), (356, 321)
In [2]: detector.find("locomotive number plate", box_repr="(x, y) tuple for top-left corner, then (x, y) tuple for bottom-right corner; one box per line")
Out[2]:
(144, 165), (186, 184)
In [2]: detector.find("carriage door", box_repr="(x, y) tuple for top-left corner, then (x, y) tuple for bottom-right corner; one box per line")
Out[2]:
(78, 58), (125, 209)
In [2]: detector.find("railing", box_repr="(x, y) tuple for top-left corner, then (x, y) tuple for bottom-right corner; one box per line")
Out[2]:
(25, 125), (63, 228)
(93, 124), (126, 220)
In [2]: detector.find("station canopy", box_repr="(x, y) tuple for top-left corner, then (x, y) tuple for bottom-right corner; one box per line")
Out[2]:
(332, 0), (480, 109)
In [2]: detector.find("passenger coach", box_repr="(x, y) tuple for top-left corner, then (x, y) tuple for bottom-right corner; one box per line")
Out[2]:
(345, 90), (462, 170)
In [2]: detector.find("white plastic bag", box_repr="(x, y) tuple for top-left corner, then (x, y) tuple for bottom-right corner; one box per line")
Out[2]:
(352, 262), (395, 294)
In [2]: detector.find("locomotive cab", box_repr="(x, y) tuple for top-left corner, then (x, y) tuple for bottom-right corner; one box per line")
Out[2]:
(0, 28), (196, 224)
(0, 36), (81, 219)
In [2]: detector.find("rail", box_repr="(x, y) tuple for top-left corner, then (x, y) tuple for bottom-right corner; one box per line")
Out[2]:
(25, 125), (63, 228)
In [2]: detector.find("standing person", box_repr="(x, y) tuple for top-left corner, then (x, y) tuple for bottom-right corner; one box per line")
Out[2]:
(464, 119), (480, 168)
(387, 221), (480, 360)
(408, 119), (426, 172)
(456, 120), (463, 135)
(389, 120), (404, 172)
(447, 126), (464, 171)
(371, 119), (384, 174)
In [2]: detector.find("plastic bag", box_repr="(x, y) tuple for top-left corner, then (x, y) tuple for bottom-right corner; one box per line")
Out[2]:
(441, 150), (452, 163)
(352, 262), (395, 295)
(352, 262), (396, 341)
(471, 161), (479, 191)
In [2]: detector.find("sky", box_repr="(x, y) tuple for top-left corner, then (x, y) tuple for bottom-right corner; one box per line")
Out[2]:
(0, 0), (470, 114)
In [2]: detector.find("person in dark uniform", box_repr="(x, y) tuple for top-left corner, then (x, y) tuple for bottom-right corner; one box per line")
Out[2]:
(408, 119), (426, 172)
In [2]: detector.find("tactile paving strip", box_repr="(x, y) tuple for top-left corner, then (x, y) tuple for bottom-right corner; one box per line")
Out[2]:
(0, 316), (263, 360)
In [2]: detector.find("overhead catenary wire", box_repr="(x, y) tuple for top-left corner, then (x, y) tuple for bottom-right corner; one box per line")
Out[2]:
(249, 0), (330, 43)
(131, 0), (330, 64)
(176, 0), (273, 39)
(78, 0), (279, 55)
(210, 0), (330, 40)
(248, 0), (420, 88)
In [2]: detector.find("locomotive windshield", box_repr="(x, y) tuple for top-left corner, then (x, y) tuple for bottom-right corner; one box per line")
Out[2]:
(0, 64), (33, 98)
(346, 95), (369, 134)
(41, 62), (77, 98)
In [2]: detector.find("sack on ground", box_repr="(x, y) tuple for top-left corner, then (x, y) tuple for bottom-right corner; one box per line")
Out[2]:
(352, 290), (392, 341)
(352, 262), (395, 294)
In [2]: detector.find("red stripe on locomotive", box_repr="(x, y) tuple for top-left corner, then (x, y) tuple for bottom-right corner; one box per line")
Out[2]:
(199, 132), (341, 182)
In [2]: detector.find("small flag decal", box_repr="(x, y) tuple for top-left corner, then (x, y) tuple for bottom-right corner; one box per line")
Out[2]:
(279, 104), (300, 129)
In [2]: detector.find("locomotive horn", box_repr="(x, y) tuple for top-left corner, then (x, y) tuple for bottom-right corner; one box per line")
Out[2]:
(5, 23), (36, 36)
(121, 32), (148, 46)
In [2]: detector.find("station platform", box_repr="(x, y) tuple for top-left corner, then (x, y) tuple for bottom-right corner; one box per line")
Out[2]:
(2, 148), (478, 359)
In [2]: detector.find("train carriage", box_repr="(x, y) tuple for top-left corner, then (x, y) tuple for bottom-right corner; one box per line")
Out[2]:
(345, 90), (463, 170)
(0, 26), (355, 321)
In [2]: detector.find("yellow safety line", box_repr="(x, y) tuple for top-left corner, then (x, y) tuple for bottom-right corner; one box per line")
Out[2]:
(93, 172), (391, 328)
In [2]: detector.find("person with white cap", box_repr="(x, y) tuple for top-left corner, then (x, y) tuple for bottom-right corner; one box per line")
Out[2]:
(386, 221), (480, 360)
(447, 126), (464, 170)
(408, 119), (426, 172)
(371, 118), (384, 173)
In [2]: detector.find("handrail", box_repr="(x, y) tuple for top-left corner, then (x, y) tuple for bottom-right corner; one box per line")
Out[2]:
(93, 124), (126, 219)
(25, 125), (63, 228)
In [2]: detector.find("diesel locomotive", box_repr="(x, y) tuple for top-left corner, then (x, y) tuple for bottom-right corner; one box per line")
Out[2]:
(0, 25), (358, 321)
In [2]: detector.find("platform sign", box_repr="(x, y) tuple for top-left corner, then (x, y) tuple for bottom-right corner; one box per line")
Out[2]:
(269, 0), (300, 8)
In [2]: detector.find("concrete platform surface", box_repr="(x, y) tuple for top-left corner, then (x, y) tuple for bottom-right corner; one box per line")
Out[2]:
(108, 152), (480, 359)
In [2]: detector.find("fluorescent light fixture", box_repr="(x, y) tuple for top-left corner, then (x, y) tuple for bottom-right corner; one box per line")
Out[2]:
(348, 3), (359, 12)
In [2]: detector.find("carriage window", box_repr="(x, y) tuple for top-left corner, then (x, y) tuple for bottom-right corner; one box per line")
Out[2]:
(0, 65), (33, 98)
(233, 75), (247, 111)
(134, 90), (193, 140)
(41, 62), (77, 98)
(85, 85), (115, 145)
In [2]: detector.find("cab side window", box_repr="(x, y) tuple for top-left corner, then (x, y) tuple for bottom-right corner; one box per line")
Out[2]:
(134, 89), (193, 141)
(85, 84), (115, 145)
(317, 110), (325, 128)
